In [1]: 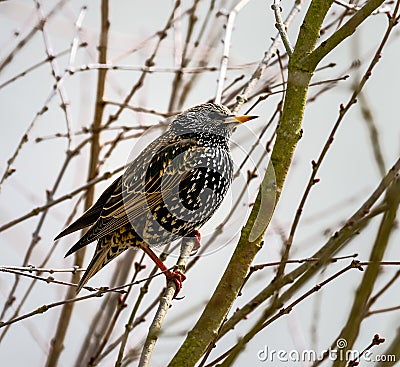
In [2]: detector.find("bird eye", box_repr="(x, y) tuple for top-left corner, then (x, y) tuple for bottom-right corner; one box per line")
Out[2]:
(208, 111), (220, 119)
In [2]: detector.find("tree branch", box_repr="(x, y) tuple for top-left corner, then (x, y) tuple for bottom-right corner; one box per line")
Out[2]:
(304, 0), (387, 69)
(123, 238), (196, 367)
(215, 0), (251, 104)
(45, 1), (110, 366)
(272, 0), (294, 56)
(168, 0), (395, 364)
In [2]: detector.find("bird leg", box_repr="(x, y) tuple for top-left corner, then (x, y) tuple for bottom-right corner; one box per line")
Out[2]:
(140, 245), (186, 298)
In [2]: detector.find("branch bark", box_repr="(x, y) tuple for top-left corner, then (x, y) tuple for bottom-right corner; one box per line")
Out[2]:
(45, 1), (109, 366)
(304, 0), (387, 69)
(137, 238), (196, 367)
(168, 0), (389, 364)
(332, 178), (400, 366)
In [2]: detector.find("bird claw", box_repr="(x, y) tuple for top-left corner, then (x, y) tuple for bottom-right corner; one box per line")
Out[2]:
(190, 248), (199, 256)
(165, 269), (186, 298)
(189, 230), (201, 255)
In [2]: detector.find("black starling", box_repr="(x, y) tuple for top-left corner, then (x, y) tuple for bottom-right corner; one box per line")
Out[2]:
(55, 102), (257, 295)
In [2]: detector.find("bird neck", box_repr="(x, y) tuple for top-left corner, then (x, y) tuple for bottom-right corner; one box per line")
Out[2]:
(171, 128), (230, 148)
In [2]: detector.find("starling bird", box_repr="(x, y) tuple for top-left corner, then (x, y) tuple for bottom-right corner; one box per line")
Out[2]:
(55, 102), (257, 295)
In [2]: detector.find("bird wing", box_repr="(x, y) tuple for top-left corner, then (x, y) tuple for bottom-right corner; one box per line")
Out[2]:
(65, 136), (205, 256)
(54, 177), (121, 240)
(100, 135), (201, 221)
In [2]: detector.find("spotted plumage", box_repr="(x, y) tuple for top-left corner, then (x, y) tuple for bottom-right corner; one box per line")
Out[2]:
(55, 102), (257, 294)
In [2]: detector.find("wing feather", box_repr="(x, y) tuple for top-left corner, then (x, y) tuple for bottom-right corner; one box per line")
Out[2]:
(55, 177), (121, 240)
(65, 136), (205, 256)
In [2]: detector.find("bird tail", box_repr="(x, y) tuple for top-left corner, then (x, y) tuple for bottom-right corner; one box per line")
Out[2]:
(75, 238), (128, 294)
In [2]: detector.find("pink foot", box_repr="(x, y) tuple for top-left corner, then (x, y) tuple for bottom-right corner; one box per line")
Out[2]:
(165, 269), (186, 298)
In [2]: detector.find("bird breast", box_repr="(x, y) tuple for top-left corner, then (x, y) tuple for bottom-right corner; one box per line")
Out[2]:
(123, 133), (233, 247)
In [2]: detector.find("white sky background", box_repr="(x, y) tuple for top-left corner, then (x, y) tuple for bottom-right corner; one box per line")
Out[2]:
(1, 0), (400, 366)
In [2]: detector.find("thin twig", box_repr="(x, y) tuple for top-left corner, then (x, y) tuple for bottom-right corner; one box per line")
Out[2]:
(136, 238), (196, 367)
(0, 268), (87, 289)
(68, 6), (87, 66)
(272, 0), (294, 56)
(167, 0), (201, 112)
(215, 0), (251, 104)
(0, 265), (84, 273)
(210, 261), (364, 366)
(95, 290), (163, 364)
(0, 0), (69, 73)
(367, 270), (400, 310)
(0, 167), (123, 234)
(44, 1), (110, 365)
(232, 0), (302, 112)
(34, 0), (74, 149)
(367, 305), (400, 316)
(334, 0), (391, 14)
(87, 253), (146, 365)
(0, 48), (82, 90)
(68, 63), (224, 74)
(217, 156), (400, 340)
(277, 9), (398, 280)
(0, 266), (177, 330)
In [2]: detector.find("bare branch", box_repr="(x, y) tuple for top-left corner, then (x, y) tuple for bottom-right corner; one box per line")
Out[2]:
(139, 241), (194, 365)
(215, 0), (251, 104)
(232, 0), (302, 112)
(272, 0), (294, 56)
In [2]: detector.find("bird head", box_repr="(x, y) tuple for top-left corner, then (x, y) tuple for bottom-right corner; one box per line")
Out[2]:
(170, 102), (258, 138)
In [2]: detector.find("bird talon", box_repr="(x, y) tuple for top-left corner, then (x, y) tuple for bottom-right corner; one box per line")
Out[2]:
(165, 270), (186, 298)
(189, 230), (201, 252)
(190, 248), (199, 256)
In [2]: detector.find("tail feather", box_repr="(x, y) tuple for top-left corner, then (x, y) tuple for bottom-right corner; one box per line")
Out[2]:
(54, 207), (100, 241)
(55, 177), (121, 241)
(64, 216), (120, 258)
(64, 228), (97, 258)
(75, 239), (128, 294)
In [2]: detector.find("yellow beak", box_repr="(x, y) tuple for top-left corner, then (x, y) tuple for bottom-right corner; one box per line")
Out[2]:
(233, 115), (259, 123)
